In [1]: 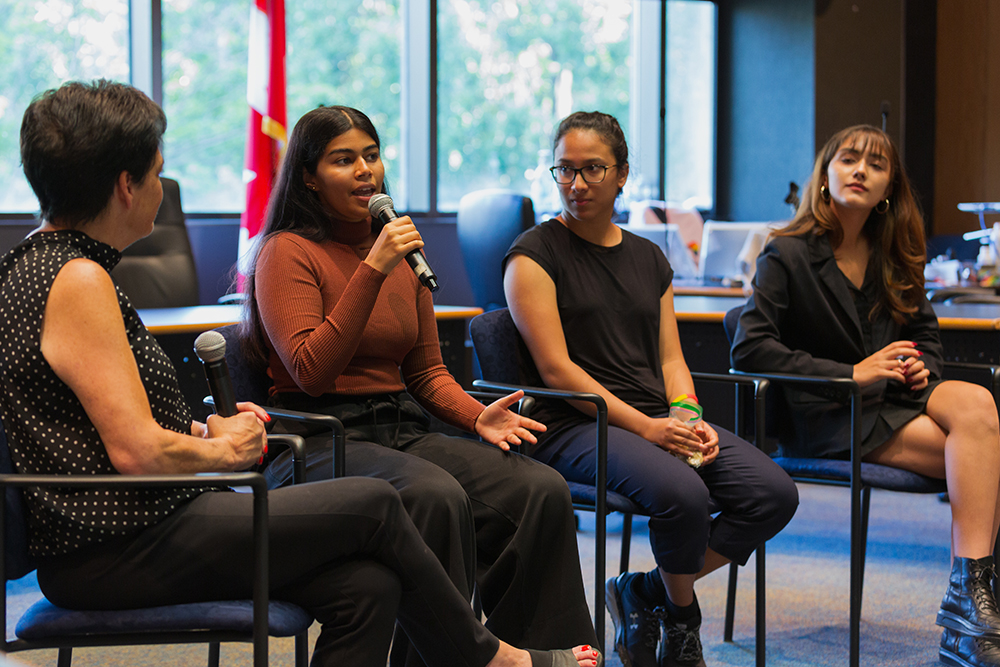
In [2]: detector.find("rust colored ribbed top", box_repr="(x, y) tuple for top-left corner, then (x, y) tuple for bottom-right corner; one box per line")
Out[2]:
(255, 232), (484, 432)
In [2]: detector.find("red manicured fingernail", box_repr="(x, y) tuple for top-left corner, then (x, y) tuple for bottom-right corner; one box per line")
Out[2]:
(917, 351), (923, 356)
(265, 414), (272, 422)
(583, 646), (590, 651)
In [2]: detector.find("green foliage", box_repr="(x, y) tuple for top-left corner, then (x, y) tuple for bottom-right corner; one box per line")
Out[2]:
(0, 0), (130, 211)
(436, 0), (631, 209)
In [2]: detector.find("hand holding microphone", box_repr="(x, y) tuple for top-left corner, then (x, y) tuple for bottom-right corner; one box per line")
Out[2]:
(194, 331), (267, 465)
(368, 193), (440, 292)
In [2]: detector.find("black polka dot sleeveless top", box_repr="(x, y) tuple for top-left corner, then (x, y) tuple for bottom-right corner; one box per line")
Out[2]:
(0, 230), (204, 558)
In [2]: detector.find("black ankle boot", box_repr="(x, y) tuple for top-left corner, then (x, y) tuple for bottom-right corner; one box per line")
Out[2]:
(940, 627), (1000, 667)
(938, 556), (1000, 639)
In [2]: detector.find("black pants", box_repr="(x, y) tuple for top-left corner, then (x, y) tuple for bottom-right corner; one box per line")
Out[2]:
(534, 419), (799, 574)
(264, 392), (598, 665)
(37, 477), (500, 667)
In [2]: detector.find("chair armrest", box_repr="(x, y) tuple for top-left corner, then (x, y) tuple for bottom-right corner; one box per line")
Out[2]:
(265, 434), (308, 485)
(689, 372), (770, 450)
(0, 471), (271, 648)
(263, 410), (345, 480)
(205, 398), (345, 480)
(465, 390), (536, 418)
(729, 369), (864, 471)
(472, 379), (609, 510)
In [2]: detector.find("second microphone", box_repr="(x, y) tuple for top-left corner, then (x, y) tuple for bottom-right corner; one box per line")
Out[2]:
(368, 193), (440, 292)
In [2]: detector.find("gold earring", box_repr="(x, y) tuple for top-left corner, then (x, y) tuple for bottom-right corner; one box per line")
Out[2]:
(819, 183), (830, 202)
(875, 198), (890, 214)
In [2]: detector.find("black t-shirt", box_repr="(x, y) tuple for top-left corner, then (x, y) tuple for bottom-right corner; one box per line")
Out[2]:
(503, 220), (674, 438)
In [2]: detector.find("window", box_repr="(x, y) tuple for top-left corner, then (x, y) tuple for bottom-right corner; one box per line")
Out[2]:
(665, 0), (715, 209)
(0, 0), (130, 212)
(2, 0), (717, 217)
(161, 0), (404, 212)
(436, 0), (632, 214)
(286, 0), (403, 204)
(161, 0), (249, 212)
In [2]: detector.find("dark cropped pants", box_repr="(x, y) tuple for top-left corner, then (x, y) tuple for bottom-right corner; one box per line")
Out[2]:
(37, 477), (500, 667)
(532, 419), (799, 575)
(264, 392), (598, 665)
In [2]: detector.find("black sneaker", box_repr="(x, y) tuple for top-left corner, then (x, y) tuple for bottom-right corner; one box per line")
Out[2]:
(658, 596), (707, 667)
(940, 627), (1000, 667)
(606, 573), (664, 667)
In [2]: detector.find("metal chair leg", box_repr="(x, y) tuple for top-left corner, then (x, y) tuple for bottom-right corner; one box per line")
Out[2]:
(755, 542), (766, 667)
(724, 562), (738, 642)
(595, 509), (606, 652)
(208, 642), (221, 667)
(619, 513), (634, 574)
(57, 648), (72, 667)
(295, 630), (310, 667)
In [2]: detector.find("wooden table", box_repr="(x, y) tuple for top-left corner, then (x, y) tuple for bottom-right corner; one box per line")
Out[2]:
(138, 304), (483, 420)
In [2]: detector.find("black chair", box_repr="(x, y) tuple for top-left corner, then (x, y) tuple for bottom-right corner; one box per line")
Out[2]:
(0, 420), (312, 667)
(721, 305), (1000, 667)
(469, 307), (770, 664)
(456, 189), (535, 311)
(207, 325), (346, 479)
(112, 177), (200, 308)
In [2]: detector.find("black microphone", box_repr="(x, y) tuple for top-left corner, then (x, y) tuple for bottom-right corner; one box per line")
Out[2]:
(194, 331), (238, 418)
(368, 193), (440, 292)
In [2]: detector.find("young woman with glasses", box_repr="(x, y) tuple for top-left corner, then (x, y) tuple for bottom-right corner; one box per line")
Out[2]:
(503, 110), (799, 667)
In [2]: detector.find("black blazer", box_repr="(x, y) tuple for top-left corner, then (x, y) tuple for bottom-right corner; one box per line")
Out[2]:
(730, 232), (943, 458)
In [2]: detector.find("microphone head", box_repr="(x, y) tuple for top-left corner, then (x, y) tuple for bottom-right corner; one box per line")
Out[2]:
(368, 193), (394, 218)
(194, 330), (227, 364)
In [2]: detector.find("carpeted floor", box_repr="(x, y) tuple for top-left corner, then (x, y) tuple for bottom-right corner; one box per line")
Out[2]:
(3, 482), (954, 666)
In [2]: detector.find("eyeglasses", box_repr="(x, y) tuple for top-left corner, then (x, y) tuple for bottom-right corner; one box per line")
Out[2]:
(549, 164), (618, 184)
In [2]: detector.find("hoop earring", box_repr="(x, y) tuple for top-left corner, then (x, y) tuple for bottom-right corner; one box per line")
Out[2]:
(820, 184), (830, 202)
(875, 198), (890, 214)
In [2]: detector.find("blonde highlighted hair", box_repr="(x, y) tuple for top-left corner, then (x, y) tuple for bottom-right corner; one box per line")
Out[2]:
(773, 124), (926, 324)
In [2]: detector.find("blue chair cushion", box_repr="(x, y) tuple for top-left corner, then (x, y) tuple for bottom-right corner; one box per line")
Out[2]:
(773, 457), (948, 494)
(567, 482), (644, 515)
(16, 598), (313, 640)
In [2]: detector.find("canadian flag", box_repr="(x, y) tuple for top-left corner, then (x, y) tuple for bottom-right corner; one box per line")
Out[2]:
(239, 0), (286, 280)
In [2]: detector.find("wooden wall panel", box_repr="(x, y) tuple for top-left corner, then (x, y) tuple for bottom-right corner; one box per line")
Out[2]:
(934, 0), (1000, 235)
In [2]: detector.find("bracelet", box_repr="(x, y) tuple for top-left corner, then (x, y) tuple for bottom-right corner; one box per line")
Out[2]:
(671, 393), (699, 405)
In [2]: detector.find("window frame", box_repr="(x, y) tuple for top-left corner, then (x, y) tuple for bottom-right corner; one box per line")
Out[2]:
(9, 0), (717, 217)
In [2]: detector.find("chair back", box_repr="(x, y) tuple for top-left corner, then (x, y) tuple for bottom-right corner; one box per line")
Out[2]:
(456, 190), (535, 311)
(112, 178), (200, 308)
(469, 308), (544, 389)
(0, 419), (37, 580)
(216, 325), (272, 406)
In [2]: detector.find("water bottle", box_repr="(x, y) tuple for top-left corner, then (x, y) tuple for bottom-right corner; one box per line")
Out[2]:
(669, 395), (704, 468)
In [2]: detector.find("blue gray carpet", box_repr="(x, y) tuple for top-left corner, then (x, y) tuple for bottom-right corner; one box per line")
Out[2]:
(3, 482), (953, 666)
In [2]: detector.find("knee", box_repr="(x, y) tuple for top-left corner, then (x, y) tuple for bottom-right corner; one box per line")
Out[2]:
(521, 459), (574, 511)
(395, 469), (473, 524)
(754, 473), (799, 532)
(647, 479), (712, 523)
(967, 384), (999, 434)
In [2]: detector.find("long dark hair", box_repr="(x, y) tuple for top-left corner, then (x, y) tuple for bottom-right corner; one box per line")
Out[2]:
(773, 124), (925, 324)
(239, 105), (387, 367)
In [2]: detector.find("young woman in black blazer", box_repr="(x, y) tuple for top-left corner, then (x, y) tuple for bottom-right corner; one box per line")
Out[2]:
(732, 124), (1000, 667)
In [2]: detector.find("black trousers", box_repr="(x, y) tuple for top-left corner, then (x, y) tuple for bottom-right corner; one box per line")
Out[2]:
(37, 477), (499, 667)
(534, 419), (799, 575)
(264, 392), (598, 665)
